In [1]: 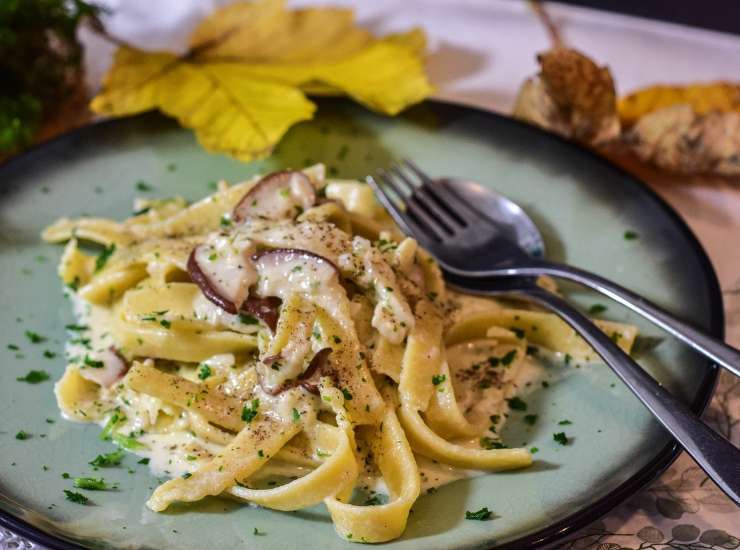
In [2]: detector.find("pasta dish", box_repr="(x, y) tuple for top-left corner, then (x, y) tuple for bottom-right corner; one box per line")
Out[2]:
(42, 165), (636, 542)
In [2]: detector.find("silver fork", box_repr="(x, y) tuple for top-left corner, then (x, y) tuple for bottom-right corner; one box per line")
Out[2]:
(367, 160), (740, 504)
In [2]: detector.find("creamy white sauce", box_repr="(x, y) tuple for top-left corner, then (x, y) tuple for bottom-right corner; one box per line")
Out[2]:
(194, 232), (257, 308)
(338, 236), (414, 344)
(254, 250), (353, 332)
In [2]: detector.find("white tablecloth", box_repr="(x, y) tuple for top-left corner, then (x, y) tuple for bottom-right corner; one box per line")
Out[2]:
(4, 1), (739, 548)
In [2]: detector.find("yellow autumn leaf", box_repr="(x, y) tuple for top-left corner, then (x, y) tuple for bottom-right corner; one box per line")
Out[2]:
(618, 82), (740, 127)
(91, 0), (432, 161)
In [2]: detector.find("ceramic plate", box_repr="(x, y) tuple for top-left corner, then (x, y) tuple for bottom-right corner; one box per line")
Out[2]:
(0, 100), (722, 549)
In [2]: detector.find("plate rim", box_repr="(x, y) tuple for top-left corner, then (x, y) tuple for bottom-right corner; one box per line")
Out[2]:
(0, 100), (723, 550)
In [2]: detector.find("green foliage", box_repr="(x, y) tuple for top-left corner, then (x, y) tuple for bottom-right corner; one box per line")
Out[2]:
(0, 0), (99, 153)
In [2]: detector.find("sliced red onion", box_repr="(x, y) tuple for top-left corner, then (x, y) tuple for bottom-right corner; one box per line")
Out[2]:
(233, 171), (316, 223)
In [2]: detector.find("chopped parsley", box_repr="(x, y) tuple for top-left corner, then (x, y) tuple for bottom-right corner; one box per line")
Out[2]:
(510, 327), (525, 339)
(239, 313), (259, 325)
(83, 355), (104, 369)
(138, 458), (150, 465)
(64, 490), (89, 504)
(135, 180), (152, 192)
(523, 414), (538, 426)
(501, 349), (517, 366)
(558, 419), (573, 425)
(257, 449), (264, 458)
(465, 507), (493, 520)
(94, 243), (116, 273)
(341, 388), (353, 401)
(332, 335), (342, 344)
(7, 343), (19, 350)
(553, 432), (569, 445)
(197, 364), (212, 380)
(15, 430), (29, 440)
(431, 374), (446, 386)
(113, 433), (146, 451)
(530, 447), (539, 454)
(182, 472), (192, 479)
(506, 396), (527, 411)
(89, 449), (125, 467)
(16, 369), (50, 384)
(526, 345), (539, 356)
(588, 304), (608, 315)
(624, 230), (639, 240)
(292, 408), (301, 422)
(73, 477), (108, 490)
(480, 437), (507, 450)
(100, 411), (125, 440)
(24, 330), (45, 344)
(219, 214), (232, 228)
(241, 399), (260, 423)
(253, 527), (265, 536)
(43, 350), (56, 359)
(564, 353), (572, 365)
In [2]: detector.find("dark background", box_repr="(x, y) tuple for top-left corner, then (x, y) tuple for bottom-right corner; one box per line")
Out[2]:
(558, 0), (738, 35)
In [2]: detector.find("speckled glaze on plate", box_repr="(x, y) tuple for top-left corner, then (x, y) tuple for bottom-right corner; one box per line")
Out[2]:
(0, 100), (722, 550)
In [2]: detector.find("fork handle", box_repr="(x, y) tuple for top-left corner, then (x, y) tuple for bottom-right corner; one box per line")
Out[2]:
(516, 285), (740, 505)
(490, 262), (740, 378)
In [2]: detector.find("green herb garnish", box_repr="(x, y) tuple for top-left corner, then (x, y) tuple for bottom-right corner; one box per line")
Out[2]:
(241, 399), (259, 423)
(292, 408), (301, 422)
(64, 490), (89, 504)
(506, 396), (527, 411)
(480, 437), (507, 450)
(523, 414), (538, 426)
(89, 449), (125, 467)
(624, 230), (638, 240)
(94, 243), (116, 273)
(465, 507), (493, 520)
(15, 430), (29, 440)
(16, 369), (50, 383)
(25, 330), (45, 344)
(553, 432), (569, 445)
(197, 364), (212, 380)
(588, 304), (607, 315)
(239, 313), (259, 325)
(431, 374), (446, 386)
(73, 477), (108, 490)
(341, 388), (353, 401)
(83, 355), (104, 369)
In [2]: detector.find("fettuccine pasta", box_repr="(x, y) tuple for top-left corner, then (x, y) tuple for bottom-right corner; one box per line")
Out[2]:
(43, 164), (636, 542)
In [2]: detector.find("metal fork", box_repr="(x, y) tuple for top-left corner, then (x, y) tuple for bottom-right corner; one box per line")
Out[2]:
(367, 160), (740, 504)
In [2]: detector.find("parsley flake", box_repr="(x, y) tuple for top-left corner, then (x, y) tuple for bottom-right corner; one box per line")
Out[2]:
(73, 477), (108, 490)
(506, 396), (527, 411)
(16, 369), (50, 384)
(241, 399), (259, 423)
(197, 364), (212, 380)
(553, 432), (569, 445)
(431, 374), (446, 386)
(64, 490), (89, 504)
(94, 243), (116, 273)
(465, 507), (493, 520)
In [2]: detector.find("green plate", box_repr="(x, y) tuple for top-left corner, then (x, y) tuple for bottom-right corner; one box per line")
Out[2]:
(0, 100), (722, 549)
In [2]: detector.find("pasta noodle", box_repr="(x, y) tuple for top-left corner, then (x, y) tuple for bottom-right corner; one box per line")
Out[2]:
(43, 164), (637, 542)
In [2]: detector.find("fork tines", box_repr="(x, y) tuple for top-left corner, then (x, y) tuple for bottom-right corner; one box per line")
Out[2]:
(367, 159), (474, 242)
